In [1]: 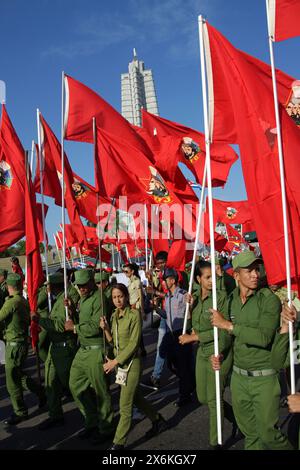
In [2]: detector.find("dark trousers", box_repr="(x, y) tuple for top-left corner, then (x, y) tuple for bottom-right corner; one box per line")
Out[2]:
(161, 330), (195, 400)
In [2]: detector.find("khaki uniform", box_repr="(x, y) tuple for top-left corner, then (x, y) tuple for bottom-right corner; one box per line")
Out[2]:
(216, 272), (236, 296)
(39, 290), (78, 420)
(110, 306), (158, 445)
(192, 289), (233, 446)
(0, 293), (42, 417)
(229, 287), (292, 450)
(69, 288), (114, 433)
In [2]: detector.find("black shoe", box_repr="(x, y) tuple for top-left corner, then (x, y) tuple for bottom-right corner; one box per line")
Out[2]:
(141, 376), (160, 390)
(173, 396), (192, 408)
(107, 443), (125, 450)
(4, 414), (28, 426)
(77, 426), (98, 439)
(38, 418), (64, 430)
(90, 430), (115, 446)
(209, 444), (223, 451)
(145, 414), (168, 439)
(38, 394), (47, 409)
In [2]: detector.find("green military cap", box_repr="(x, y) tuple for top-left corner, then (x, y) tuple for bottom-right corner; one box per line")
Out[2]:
(0, 268), (7, 275)
(47, 272), (64, 285)
(232, 251), (262, 270)
(6, 273), (21, 287)
(94, 271), (109, 283)
(74, 269), (94, 285)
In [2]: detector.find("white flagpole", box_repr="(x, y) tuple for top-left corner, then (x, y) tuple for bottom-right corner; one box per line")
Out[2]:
(54, 234), (62, 267)
(30, 140), (35, 174)
(37, 110), (52, 312)
(199, 15), (222, 445)
(112, 244), (115, 271)
(182, 161), (207, 335)
(144, 204), (149, 272)
(265, 0), (295, 393)
(60, 71), (68, 320)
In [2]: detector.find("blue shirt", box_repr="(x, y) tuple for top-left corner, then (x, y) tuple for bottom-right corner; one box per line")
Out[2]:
(157, 286), (187, 332)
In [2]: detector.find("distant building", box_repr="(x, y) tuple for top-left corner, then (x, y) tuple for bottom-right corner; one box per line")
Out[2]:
(121, 49), (159, 126)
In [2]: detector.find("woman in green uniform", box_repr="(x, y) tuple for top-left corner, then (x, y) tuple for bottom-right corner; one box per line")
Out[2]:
(179, 260), (234, 448)
(100, 283), (166, 450)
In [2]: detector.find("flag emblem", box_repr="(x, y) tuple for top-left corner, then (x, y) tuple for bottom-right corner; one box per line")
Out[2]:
(181, 137), (201, 164)
(226, 207), (237, 220)
(0, 161), (13, 191)
(141, 166), (172, 203)
(285, 80), (300, 127)
(72, 179), (89, 200)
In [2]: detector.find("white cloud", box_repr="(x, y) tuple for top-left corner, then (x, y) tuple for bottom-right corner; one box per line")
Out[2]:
(42, 0), (213, 60)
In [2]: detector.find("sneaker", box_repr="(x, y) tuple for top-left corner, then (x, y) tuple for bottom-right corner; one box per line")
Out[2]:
(38, 418), (64, 431)
(4, 413), (29, 426)
(145, 414), (168, 439)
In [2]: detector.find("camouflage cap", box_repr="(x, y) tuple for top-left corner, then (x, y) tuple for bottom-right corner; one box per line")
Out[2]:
(94, 272), (109, 283)
(47, 272), (64, 285)
(232, 251), (262, 270)
(6, 273), (22, 288)
(74, 269), (94, 285)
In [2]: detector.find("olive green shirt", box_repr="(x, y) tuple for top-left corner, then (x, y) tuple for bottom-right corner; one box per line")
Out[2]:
(74, 288), (106, 347)
(0, 293), (30, 342)
(192, 289), (232, 357)
(39, 290), (77, 344)
(37, 285), (49, 318)
(229, 287), (281, 370)
(128, 275), (143, 310)
(104, 285), (114, 322)
(270, 326), (300, 370)
(111, 306), (141, 367)
(216, 272), (236, 296)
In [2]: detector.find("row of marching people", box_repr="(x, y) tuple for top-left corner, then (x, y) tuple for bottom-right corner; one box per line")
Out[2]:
(0, 248), (299, 450)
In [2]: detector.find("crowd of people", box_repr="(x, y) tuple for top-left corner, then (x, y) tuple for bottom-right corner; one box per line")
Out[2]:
(0, 250), (300, 450)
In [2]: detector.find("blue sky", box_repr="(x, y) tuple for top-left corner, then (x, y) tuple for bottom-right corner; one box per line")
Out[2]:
(1, 0), (300, 242)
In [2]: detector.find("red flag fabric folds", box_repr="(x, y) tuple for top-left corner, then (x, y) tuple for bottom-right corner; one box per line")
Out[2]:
(64, 75), (152, 158)
(142, 109), (238, 187)
(268, 0), (300, 41)
(38, 114), (87, 248)
(207, 199), (251, 225)
(0, 105), (25, 251)
(25, 166), (44, 313)
(204, 21), (300, 285)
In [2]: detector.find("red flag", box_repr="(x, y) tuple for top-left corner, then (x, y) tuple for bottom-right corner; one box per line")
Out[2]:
(64, 75), (152, 157)
(36, 203), (49, 244)
(34, 126), (102, 225)
(225, 224), (242, 241)
(39, 114), (87, 248)
(25, 166), (44, 314)
(207, 199), (251, 225)
(96, 127), (186, 206)
(268, 0), (300, 41)
(204, 21), (300, 285)
(142, 109), (238, 187)
(0, 105), (25, 251)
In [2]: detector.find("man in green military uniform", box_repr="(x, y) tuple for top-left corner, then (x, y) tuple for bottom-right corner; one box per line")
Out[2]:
(65, 269), (114, 444)
(215, 257), (236, 296)
(95, 271), (114, 324)
(36, 272), (80, 363)
(35, 272), (79, 430)
(1, 274), (45, 425)
(0, 268), (8, 341)
(211, 251), (292, 450)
